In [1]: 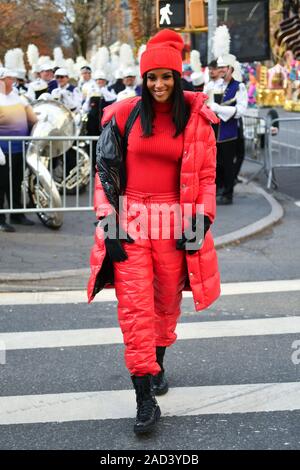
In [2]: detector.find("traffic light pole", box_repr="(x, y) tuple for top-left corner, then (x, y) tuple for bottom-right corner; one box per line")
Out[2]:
(207, 0), (217, 62)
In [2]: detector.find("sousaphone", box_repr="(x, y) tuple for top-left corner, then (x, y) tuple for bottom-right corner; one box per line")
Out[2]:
(25, 100), (76, 229)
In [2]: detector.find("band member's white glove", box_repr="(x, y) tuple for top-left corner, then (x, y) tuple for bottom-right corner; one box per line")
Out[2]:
(208, 102), (237, 122)
(208, 102), (221, 113)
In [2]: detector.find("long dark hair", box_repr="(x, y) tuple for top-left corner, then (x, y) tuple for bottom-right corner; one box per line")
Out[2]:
(140, 70), (190, 137)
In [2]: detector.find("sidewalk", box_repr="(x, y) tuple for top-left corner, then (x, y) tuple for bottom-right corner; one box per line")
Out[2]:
(0, 181), (283, 285)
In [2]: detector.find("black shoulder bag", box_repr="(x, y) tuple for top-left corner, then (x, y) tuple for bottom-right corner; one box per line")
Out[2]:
(96, 100), (141, 212)
(120, 99), (141, 193)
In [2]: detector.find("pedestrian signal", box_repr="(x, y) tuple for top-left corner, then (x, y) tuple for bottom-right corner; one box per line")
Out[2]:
(157, 0), (186, 28)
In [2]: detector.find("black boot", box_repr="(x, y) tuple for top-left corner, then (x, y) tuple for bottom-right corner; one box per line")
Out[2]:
(0, 221), (15, 232)
(216, 195), (233, 205)
(131, 374), (161, 435)
(152, 346), (169, 396)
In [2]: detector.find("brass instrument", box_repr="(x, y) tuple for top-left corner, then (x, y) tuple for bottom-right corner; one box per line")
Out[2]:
(25, 101), (77, 229)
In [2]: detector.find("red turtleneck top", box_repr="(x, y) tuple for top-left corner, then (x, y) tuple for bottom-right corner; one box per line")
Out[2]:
(115, 100), (184, 194)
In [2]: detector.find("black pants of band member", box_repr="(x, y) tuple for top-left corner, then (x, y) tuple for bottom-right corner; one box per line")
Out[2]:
(216, 140), (237, 198)
(234, 118), (245, 179)
(0, 152), (24, 223)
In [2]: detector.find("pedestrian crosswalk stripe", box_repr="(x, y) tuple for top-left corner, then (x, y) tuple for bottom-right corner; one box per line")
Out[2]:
(0, 316), (300, 351)
(0, 381), (300, 425)
(0, 279), (300, 305)
(221, 279), (300, 296)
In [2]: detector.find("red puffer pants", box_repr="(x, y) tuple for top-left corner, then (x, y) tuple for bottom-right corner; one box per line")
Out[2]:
(114, 190), (187, 376)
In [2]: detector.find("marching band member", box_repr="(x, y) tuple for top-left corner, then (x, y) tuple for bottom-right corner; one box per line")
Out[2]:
(39, 63), (57, 93)
(93, 70), (117, 103)
(206, 54), (248, 205)
(78, 65), (96, 102)
(0, 67), (37, 232)
(51, 68), (82, 112)
(116, 67), (142, 101)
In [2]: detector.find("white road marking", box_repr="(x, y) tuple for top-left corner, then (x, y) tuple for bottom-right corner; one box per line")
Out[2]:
(220, 279), (300, 296)
(295, 201), (300, 208)
(0, 316), (299, 350)
(0, 382), (300, 425)
(0, 279), (300, 306)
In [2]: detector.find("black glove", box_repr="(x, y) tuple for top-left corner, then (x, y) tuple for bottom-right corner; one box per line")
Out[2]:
(100, 214), (134, 262)
(176, 214), (211, 255)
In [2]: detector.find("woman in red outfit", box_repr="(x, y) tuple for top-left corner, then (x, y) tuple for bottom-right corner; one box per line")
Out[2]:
(88, 29), (220, 435)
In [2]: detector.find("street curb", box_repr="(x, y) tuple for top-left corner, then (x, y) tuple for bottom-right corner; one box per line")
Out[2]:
(214, 181), (284, 247)
(0, 182), (284, 282)
(0, 269), (89, 282)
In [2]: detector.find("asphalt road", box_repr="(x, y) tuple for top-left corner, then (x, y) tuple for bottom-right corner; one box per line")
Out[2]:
(0, 286), (300, 450)
(0, 194), (300, 450)
(0, 120), (299, 449)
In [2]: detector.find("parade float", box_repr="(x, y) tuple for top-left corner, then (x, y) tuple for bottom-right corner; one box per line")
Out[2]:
(256, 0), (300, 110)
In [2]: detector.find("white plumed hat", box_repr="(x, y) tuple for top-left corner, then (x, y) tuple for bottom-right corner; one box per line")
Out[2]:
(5, 48), (26, 77)
(190, 50), (202, 73)
(27, 44), (39, 68)
(212, 25), (231, 59)
(217, 53), (236, 68)
(119, 43), (135, 69)
(53, 47), (65, 67)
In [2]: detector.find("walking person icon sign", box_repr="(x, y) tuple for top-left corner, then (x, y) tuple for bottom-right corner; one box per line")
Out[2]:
(157, 1), (186, 29)
(160, 3), (173, 25)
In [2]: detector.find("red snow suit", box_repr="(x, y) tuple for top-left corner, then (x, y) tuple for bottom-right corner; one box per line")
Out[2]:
(87, 91), (221, 375)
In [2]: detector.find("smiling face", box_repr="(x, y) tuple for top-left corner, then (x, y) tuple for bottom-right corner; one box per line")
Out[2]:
(146, 68), (175, 103)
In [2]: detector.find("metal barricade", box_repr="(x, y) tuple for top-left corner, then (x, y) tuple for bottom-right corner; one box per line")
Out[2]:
(265, 117), (300, 189)
(242, 111), (267, 182)
(0, 136), (98, 229)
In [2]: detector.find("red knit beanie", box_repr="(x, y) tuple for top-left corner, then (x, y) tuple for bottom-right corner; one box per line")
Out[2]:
(140, 29), (184, 77)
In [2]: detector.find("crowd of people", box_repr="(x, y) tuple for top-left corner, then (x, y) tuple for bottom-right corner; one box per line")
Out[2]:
(0, 26), (249, 233)
(0, 67), (37, 232)
(0, 26), (252, 435)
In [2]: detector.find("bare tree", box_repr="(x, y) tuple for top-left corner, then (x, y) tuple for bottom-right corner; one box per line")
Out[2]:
(97, 0), (125, 46)
(0, 0), (62, 60)
(128, 0), (143, 45)
(0, 0), (157, 63)
(139, 0), (157, 39)
(50, 0), (118, 57)
(128, 0), (157, 46)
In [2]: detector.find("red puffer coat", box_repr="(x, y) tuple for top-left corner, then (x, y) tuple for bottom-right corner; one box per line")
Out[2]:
(87, 91), (221, 311)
